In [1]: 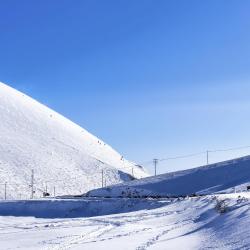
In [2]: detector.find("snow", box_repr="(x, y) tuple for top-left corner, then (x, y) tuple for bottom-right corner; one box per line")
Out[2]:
(86, 155), (250, 197)
(0, 82), (148, 199)
(0, 194), (249, 249)
(0, 198), (166, 218)
(1, 81), (249, 249)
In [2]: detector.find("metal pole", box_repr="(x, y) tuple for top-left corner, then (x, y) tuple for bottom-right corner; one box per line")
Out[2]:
(4, 182), (7, 200)
(102, 170), (104, 188)
(206, 151), (209, 165)
(153, 159), (158, 176)
(132, 167), (134, 177)
(53, 186), (56, 197)
(31, 169), (34, 199)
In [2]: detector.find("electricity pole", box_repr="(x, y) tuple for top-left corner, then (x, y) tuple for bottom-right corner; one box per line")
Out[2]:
(102, 170), (104, 188)
(4, 182), (7, 200)
(153, 159), (158, 176)
(31, 169), (34, 199)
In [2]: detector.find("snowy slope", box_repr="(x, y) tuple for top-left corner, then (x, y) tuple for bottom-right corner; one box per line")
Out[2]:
(0, 194), (249, 249)
(0, 82), (148, 199)
(87, 156), (250, 197)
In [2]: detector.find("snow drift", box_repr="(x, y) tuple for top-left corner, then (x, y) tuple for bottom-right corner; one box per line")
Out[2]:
(1, 194), (250, 249)
(0, 198), (167, 218)
(0, 82), (148, 199)
(86, 156), (250, 197)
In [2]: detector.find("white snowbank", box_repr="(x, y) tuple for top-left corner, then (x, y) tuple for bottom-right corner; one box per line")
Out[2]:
(0, 198), (167, 218)
(86, 156), (250, 197)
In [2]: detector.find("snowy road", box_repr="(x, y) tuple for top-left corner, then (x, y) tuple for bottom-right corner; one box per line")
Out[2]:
(0, 195), (249, 249)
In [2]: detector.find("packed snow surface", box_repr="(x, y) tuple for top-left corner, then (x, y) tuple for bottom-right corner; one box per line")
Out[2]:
(87, 156), (250, 197)
(0, 82), (148, 199)
(0, 193), (249, 249)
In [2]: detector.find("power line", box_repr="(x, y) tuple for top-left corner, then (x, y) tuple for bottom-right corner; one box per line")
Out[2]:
(146, 145), (250, 165)
(2, 144), (250, 199)
(209, 145), (250, 153)
(160, 151), (206, 162)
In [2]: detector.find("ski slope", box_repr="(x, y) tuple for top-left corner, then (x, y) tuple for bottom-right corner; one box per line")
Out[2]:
(0, 82), (148, 199)
(0, 194), (249, 249)
(87, 156), (250, 197)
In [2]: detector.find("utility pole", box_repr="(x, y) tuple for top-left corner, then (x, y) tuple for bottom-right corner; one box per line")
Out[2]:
(31, 169), (34, 199)
(132, 167), (134, 177)
(53, 186), (56, 198)
(4, 182), (7, 200)
(206, 151), (209, 165)
(153, 159), (158, 176)
(102, 170), (104, 188)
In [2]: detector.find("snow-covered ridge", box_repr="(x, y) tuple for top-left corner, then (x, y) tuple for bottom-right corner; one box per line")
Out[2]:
(87, 155), (250, 197)
(0, 82), (148, 199)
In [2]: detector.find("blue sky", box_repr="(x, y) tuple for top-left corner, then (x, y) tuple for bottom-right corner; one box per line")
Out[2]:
(1, 1), (250, 173)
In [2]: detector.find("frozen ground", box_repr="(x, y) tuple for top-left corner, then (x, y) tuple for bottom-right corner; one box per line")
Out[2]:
(0, 193), (249, 250)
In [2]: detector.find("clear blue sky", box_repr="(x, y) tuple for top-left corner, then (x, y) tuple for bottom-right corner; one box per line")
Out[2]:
(1, 1), (250, 173)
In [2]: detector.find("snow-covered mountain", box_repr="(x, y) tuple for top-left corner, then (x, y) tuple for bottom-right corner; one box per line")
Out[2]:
(87, 155), (250, 197)
(0, 82), (148, 199)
